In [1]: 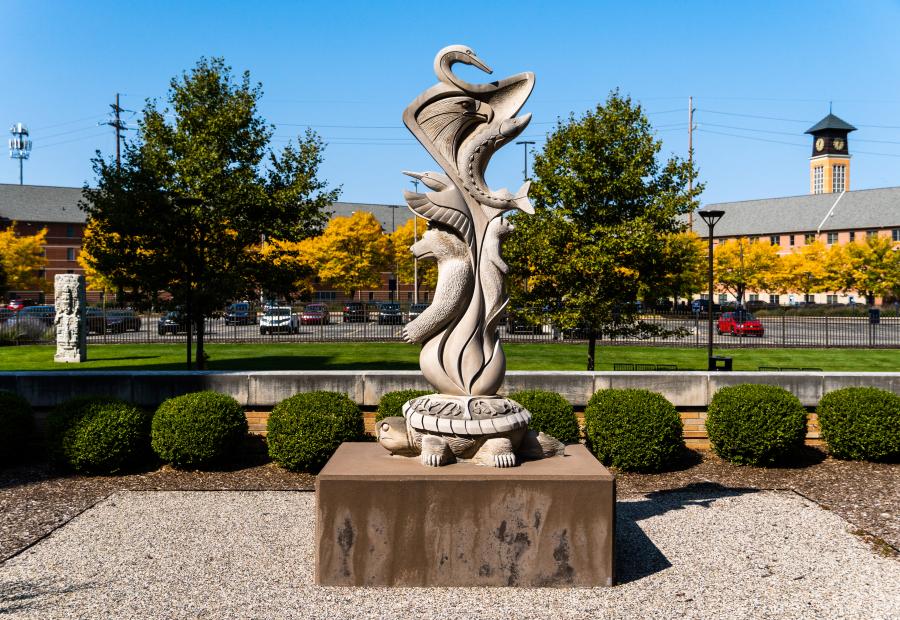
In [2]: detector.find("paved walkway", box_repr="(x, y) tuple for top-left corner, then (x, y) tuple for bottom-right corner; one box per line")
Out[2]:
(1, 489), (898, 619)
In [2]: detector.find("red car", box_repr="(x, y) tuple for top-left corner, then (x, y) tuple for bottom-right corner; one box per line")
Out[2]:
(301, 303), (331, 325)
(717, 310), (765, 337)
(6, 299), (34, 312)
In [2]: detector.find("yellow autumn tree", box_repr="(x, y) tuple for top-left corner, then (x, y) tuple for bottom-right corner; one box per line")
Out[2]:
(77, 220), (118, 291)
(0, 223), (48, 291)
(772, 241), (829, 299)
(714, 238), (780, 304)
(300, 212), (392, 295)
(837, 235), (900, 305)
(251, 237), (316, 299)
(389, 217), (437, 289)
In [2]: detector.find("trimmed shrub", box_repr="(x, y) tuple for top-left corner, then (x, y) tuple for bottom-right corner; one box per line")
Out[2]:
(584, 389), (684, 472)
(509, 389), (580, 443)
(151, 391), (248, 469)
(47, 396), (152, 473)
(817, 387), (900, 461)
(267, 391), (364, 471)
(375, 389), (432, 422)
(0, 390), (34, 464)
(706, 384), (807, 466)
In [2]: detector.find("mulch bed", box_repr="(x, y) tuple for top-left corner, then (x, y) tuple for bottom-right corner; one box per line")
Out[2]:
(1, 446), (897, 563)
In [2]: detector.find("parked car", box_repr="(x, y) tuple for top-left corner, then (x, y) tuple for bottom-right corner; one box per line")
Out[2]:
(6, 298), (35, 312)
(106, 309), (142, 333)
(158, 311), (188, 335)
(406, 303), (429, 321)
(17, 305), (55, 326)
(717, 310), (765, 337)
(260, 306), (299, 334)
(342, 302), (367, 323)
(224, 302), (256, 326)
(377, 303), (403, 325)
(301, 303), (330, 325)
(690, 299), (721, 314)
(506, 310), (541, 335)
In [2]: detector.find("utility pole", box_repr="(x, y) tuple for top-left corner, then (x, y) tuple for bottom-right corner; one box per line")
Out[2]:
(103, 94), (129, 169)
(688, 96), (695, 230)
(515, 140), (536, 182)
(411, 179), (419, 304)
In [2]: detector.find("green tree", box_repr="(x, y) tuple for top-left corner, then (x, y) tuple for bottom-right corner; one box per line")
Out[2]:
(81, 58), (338, 368)
(505, 91), (701, 370)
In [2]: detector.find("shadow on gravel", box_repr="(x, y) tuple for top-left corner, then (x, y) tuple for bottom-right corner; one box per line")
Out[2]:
(0, 578), (95, 615)
(616, 482), (760, 584)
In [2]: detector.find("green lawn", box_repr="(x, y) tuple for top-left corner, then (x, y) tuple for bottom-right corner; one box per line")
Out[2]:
(0, 343), (896, 372)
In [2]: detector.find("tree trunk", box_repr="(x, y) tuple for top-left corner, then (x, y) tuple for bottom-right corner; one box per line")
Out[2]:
(587, 329), (597, 371)
(195, 315), (206, 370)
(185, 314), (193, 371)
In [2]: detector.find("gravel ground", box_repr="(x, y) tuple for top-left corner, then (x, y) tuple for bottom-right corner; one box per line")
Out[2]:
(3, 447), (896, 563)
(1, 489), (898, 620)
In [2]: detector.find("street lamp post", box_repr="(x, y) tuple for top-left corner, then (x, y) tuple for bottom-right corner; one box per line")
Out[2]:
(698, 209), (725, 371)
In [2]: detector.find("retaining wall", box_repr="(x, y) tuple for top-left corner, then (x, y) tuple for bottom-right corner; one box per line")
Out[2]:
(7, 370), (898, 448)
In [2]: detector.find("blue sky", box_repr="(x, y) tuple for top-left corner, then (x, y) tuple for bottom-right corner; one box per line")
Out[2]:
(3, 1), (900, 207)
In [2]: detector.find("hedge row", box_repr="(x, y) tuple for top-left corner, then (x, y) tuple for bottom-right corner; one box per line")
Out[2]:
(1, 382), (897, 474)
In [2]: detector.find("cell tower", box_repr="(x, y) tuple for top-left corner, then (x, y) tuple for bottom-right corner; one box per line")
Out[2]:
(9, 123), (32, 185)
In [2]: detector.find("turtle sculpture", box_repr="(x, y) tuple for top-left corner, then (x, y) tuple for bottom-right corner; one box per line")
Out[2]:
(376, 45), (566, 468)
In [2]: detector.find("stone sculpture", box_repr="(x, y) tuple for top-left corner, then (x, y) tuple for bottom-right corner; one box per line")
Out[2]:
(54, 274), (87, 363)
(377, 45), (563, 467)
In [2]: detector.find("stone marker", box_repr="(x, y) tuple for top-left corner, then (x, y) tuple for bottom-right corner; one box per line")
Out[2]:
(316, 45), (616, 587)
(54, 274), (86, 363)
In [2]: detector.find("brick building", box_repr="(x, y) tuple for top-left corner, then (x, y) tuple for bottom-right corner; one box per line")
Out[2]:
(692, 112), (900, 306)
(0, 183), (423, 303)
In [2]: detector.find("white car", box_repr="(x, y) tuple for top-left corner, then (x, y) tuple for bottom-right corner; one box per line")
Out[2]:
(260, 306), (299, 335)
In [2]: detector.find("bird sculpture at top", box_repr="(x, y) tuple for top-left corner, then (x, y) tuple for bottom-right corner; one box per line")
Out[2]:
(376, 45), (565, 468)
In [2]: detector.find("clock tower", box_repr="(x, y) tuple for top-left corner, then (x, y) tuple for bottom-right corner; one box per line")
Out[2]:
(806, 112), (856, 194)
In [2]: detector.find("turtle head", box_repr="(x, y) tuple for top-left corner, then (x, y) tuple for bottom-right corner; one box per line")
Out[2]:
(377, 416), (418, 457)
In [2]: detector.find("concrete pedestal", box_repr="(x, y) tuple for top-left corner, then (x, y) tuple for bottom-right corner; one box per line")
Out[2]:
(315, 443), (615, 587)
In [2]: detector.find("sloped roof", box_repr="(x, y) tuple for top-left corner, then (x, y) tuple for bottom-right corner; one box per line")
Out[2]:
(0, 183), (411, 230)
(805, 113), (857, 134)
(328, 201), (413, 232)
(692, 186), (900, 237)
(0, 183), (87, 223)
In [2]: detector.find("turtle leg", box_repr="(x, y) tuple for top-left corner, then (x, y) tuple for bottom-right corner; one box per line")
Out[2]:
(473, 438), (516, 468)
(517, 430), (566, 460)
(420, 434), (452, 467)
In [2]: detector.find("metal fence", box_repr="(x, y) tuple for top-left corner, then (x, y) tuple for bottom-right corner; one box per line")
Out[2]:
(3, 306), (900, 348)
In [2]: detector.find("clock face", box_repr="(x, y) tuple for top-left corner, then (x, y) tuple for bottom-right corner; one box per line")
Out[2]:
(833, 138), (845, 150)
(815, 138), (825, 152)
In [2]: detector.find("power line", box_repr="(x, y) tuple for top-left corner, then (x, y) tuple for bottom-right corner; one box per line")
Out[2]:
(32, 131), (110, 150)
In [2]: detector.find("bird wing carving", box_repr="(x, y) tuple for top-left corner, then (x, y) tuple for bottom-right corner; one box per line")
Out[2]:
(403, 188), (473, 246)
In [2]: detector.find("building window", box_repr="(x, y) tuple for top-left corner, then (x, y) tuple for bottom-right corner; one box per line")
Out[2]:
(849, 231), (855, 242)
(66, 269), (73, 274)
(422, 292), (429, 302)
(826, 294), (838, 304)
(66, 224), (75, 238)
(748, 236), (758, 244)
(368, 292), (375, 301)
(789, 234), (795, 246)
(893, 229), (900, 242)
(769, 294), (780, 305)
(804, 233), (816, 244)
(749, 294), (759, 302)
(827, 232), (838, 245)
(832, 164), (846, 193)
(805, 294), (815, 304)
(314, 291), (336, 301)
(66, 248), (75, 261)
(813, 166), (824, 194)
(718, 294), (728, 304)
(769, 235), (779, 246)
(867, 230), (877, 240)
(406, 292), (413, 301)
